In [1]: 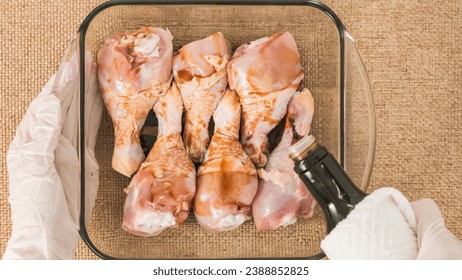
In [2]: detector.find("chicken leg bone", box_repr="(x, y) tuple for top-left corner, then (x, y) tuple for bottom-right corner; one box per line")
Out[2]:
(227, 32), (304, 167)
(122, 82), (196, 237)
(173, 32), (231, 163)
(194, 89), (258, 233)
(252, 88), (316, 230)
(97, 27), (173, 177)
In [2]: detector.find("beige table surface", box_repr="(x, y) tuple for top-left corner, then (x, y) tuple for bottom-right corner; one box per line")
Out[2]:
(1, 0), (461, 259)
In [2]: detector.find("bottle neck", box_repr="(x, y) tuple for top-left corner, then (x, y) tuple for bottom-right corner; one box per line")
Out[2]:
(293, 145), (367, 232)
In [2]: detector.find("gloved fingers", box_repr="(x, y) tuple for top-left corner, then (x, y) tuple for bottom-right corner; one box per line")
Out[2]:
(84, 148), (100, 227)
(411, 199), (444, 231)
(59, 50), (100, 150)
(55, 135), (80, 227)
(84, 52), (103, 152)
(57, 52), (80, 149)
(55, 35), (99, 148)
(52, 35), (79, 124)
(51, 42), (81, 231)
(82, 51), (103, 227)
(55, 50), (102, 229)
(411, 199), (462, 260)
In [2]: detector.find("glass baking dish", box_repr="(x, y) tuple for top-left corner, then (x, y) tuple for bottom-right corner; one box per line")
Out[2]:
(73, 0), (375, 259)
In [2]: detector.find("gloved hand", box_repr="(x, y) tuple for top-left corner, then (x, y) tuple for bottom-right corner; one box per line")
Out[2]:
(411, 198), (462, 259)
(3, 35), (103, 259)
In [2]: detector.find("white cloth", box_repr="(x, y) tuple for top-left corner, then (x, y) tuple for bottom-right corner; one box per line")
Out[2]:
(3, 36), (102, 259)
(321, 187), (419, 259)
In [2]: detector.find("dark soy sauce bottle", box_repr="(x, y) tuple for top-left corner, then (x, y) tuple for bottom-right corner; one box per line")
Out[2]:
(288, 135), (368, 232)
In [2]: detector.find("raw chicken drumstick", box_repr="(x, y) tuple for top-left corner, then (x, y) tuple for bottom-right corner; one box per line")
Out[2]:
(97, 27), (173, 177)
(227, 32), (304, 167)
(194, 89), (258, 233)
(252, 89), (317, 230)
(122, 83), (196, 237)
(172, 32), (231, 163)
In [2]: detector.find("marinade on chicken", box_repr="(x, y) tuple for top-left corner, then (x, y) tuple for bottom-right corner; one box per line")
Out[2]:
(227, 32), (304, 168)
(173, 32), (231, 163)
(97, 27), (173, 177)
(194, 89), (258, 233)
(252, 89), (316, 230)
(122, 83), (196, 237)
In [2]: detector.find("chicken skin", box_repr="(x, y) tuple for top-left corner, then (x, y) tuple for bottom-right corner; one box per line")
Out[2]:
(97, 27), (173, 177)
(227, 32), (304, 168)
(194, 89), (258, 233)
(122, 83), (196, 237)
(252, 89), (316, 230)
(173, 32), (231, 163)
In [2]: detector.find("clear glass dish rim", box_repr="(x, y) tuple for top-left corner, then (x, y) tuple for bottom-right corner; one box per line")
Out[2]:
(77, 0), (375, 260)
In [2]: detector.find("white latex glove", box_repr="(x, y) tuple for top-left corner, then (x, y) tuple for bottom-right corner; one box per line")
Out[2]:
(412, 199), (462, 259)
(3, 36), (103, 260)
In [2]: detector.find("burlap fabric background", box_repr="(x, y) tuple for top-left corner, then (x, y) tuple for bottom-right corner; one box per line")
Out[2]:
(1, 0), (461, 259)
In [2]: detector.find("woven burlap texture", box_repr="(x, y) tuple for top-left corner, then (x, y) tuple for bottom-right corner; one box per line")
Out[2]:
(1, 0), (461, 259)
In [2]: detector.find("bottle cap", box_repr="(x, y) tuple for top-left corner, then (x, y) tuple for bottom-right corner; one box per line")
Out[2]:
(288, 135), (317, 161)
